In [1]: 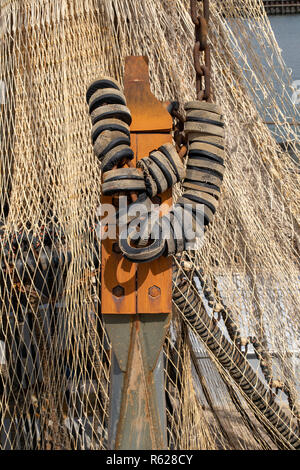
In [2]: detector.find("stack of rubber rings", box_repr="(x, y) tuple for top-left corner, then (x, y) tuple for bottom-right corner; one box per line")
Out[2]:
(86, 77), (225, 263)
(87, 76), (142, 196)
(86, 77), (185, 263)
(118, 143), (186, 262)
(87, 76), (186, 199)
(182, 101), (225, 226)
(159, 101), (225, 257)
(137, 143), (185, 198)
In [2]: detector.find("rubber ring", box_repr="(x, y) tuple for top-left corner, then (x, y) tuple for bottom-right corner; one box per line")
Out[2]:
(96, 136), (131, 160)
(86, 77), (121, 103)
(92, 122), (130, 144)
(89, 92), (126, 114)
(188, 149), (224, 165)
(187, 116), (225, 128)
(150, 153), (174, 189)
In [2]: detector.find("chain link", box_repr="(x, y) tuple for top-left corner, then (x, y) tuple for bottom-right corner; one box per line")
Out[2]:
(168, 101), (188, 158)
(190, 0), (212, 102)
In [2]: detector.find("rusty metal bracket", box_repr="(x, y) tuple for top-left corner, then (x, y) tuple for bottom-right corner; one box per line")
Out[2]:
(101, 57), (172, 449)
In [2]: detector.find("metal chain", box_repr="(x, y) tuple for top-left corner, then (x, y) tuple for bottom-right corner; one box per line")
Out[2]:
(168, 101), (188, 158)
(190, 0), (212, 102)
(169, 1), (212, 159)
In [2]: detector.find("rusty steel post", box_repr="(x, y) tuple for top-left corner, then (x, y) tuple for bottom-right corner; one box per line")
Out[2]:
(101, 57), (172, 450)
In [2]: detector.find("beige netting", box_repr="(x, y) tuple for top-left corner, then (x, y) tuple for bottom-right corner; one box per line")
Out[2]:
(0, 0), (299, 450)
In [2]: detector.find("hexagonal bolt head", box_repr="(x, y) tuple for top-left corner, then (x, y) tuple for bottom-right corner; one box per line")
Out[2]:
(113, 285), (125, 298)
(112, 242), (122, 254)
(148, 285), (161, 298)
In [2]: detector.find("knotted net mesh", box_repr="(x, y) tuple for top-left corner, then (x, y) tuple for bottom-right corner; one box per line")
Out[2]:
(0, 0), (299, 449)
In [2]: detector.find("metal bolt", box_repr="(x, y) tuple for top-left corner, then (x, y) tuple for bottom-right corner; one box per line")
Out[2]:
(112, 242), (121, 254)
(113, 285), (125, 298)
(148, 286), (161, 298)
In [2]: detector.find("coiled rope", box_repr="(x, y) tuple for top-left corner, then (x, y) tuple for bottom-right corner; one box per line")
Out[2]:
(173, 264), (300, 450)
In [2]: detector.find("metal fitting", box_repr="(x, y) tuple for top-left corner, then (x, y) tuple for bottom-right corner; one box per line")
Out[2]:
(113, 285), (125, 298)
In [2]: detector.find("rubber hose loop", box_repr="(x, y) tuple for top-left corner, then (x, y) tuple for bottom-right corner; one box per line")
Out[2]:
(119, 220), (166, 263)
(86, 77), (121, 103)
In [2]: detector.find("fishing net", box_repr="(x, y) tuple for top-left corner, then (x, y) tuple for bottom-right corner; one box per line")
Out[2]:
(0, 0), (299, 450)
